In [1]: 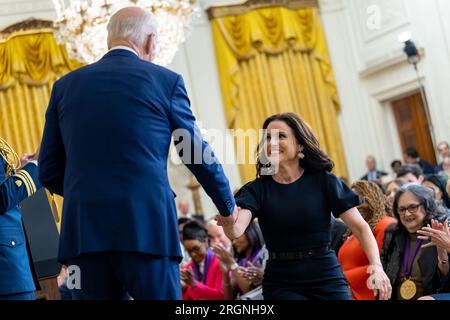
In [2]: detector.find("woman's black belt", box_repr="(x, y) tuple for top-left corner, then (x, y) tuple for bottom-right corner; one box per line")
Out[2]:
(269, 245), (331, 260)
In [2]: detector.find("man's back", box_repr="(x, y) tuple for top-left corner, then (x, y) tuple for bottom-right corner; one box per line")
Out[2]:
(39, 50), (235, 262)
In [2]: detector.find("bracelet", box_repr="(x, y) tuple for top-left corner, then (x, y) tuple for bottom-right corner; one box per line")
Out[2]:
(439, 259), (448, 265)
(230, 262), (239, 271)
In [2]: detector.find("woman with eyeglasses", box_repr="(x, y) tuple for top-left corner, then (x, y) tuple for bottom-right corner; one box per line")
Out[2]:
(381, 184), (450, 300)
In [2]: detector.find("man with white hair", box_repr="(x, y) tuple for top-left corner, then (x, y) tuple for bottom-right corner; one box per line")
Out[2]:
(38, 6), (237, 300)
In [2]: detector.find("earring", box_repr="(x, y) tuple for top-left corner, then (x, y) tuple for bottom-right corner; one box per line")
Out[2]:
(298, 151), (305, 159)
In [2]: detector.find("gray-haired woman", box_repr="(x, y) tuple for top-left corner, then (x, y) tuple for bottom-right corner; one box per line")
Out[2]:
(381, 184), (450, 300)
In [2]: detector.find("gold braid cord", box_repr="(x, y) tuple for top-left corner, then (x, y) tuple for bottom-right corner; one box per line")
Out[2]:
(0, 137), (20, 177)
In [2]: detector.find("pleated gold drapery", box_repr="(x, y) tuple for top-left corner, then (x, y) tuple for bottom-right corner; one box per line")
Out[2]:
(211, 7), (348, 183)
(0, 30), (82, 227)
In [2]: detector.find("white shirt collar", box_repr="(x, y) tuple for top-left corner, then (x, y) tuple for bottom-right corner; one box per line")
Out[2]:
(109, 45), (139, 57)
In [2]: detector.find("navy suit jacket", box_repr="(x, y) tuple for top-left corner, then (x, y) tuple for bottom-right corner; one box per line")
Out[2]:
(0, 156), (41, 295)
(39, 50), (236, 263)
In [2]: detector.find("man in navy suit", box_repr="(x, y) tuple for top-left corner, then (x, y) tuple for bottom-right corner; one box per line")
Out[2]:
(38, 7), (236, 300)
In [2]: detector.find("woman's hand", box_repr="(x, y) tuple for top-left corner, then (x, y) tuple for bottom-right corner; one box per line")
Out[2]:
(180, 266), (196, 288)
(19, 154), (33, 169)
(241, 261), (264, 287)
(367, 265), (392, 300)
(212, 243), (235, 269)
(216, 207), (253, 240)
(418, 219), (450, 252)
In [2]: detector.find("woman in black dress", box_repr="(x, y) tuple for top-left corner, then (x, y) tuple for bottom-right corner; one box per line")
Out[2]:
(217, 113), (391, 300)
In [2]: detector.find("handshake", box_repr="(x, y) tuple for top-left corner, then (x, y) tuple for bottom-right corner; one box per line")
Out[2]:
(19, 145), (40, 169)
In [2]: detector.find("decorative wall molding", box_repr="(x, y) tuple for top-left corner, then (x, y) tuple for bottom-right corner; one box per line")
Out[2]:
(318, 0), (344, 14)
(357, 0), (410, 44)
(206, 0), (318, 19)
(0, 18), (54, 38)
(371, 75), (424, 103)
(359, 47), (425, 79)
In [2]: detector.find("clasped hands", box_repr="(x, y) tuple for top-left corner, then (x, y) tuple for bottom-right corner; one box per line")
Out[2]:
(19, 145), (40, 169)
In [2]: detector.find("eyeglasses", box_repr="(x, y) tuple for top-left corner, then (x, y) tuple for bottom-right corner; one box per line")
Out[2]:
(397, 203), (422, 215)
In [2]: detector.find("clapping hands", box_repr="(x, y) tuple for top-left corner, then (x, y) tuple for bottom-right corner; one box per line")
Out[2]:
(241, 261), (264, 287)
(180, 266), (195, 288)
(418, 219), (450, 252)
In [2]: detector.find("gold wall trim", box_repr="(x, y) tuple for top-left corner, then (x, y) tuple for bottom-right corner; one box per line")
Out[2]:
(206, 0), (318, 19)
(0, 18), (54, 40)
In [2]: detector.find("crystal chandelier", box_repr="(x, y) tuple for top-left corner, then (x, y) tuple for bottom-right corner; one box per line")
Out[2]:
(52, 0), (200, 66)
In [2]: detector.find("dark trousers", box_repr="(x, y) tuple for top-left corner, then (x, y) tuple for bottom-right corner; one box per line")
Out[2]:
(67, 252), (181, 300)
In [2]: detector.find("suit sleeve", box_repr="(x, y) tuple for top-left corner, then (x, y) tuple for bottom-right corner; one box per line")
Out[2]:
(38, 81), (66, 196)
(169, 75), (235, 217)
(0, 163), (42, 214)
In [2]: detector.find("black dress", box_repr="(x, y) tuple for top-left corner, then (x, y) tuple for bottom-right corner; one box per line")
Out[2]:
(235, 169), (360, 300)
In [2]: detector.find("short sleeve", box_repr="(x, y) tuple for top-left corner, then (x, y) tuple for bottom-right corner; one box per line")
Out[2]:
(234, 180), (262, 219)
(325, 172), (360, 218)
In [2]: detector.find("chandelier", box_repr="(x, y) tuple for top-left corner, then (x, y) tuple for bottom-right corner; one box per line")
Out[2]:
(52, 0), (200, 66)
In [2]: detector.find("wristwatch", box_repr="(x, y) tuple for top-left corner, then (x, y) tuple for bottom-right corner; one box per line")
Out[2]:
(230, 262), (239, 271)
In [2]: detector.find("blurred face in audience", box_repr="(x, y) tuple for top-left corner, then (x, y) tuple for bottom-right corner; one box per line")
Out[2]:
(443, 157), (450, 172)
(392, 162), (402, 175)
(397, 191), (426, 234)
(386, 182), (401, 206)
(233, 234), (250, 256)
(403, 154), (415, 164)
(183, 239), (208, 264)
(401, 173), (421, 184)
(422, 181), (443, 202)
(266, 120), (303, 167)
(438, 143), (450, 160)
(366, 156), (376, 171)
(207, 223), (231, 249)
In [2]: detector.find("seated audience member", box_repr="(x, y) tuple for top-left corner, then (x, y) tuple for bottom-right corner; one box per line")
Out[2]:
(338, 181), (396, 300)
(423, 175), (450, 210)
(397, 164), (424, 184)
(385, 178), (408, 214)
(181, 221), (224, 300)
(206, 218), (232, 249)
(403, 147), (434, 175)
(435, 142), (450, 174)
(213, 221), (265, 300)
(361, 155), (388, 182)
(438, 156), (450, 178)
(331, 216), (348, 255)
(381, 184), (450, 300)
(177, 199), (192, 218)
(447, 179), (450, 199)
(391, 160), (403, 177)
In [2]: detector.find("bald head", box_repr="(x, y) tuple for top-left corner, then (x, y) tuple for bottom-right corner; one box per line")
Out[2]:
(107, 6), (157, 61)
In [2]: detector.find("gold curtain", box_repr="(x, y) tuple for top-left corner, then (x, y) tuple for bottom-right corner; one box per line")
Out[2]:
(211, 7), (348, 183)
(0, 30), (82, 228)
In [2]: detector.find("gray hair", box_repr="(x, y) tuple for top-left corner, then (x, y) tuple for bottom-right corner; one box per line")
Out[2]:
(392, 184), (446, 226)
(107, 8), (158, 48)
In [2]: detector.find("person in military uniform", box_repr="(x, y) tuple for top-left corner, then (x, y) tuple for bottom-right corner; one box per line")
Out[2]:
(0, 137), (41, 300)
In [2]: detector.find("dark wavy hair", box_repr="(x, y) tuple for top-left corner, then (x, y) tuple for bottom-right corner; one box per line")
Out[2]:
(233, 221), (265, 261)
(424, 174), (450, 209)
(182, 220), (209, 243)
(392, 184), (448, 235)
(256, 113), (334, 178)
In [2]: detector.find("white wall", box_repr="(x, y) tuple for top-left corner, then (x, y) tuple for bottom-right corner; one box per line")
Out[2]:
(320, 0), (450, 181)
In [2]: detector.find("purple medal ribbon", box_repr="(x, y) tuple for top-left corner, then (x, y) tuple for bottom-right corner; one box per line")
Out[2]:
(193, 248), (214, 284)
(402, 237), (422, 278)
